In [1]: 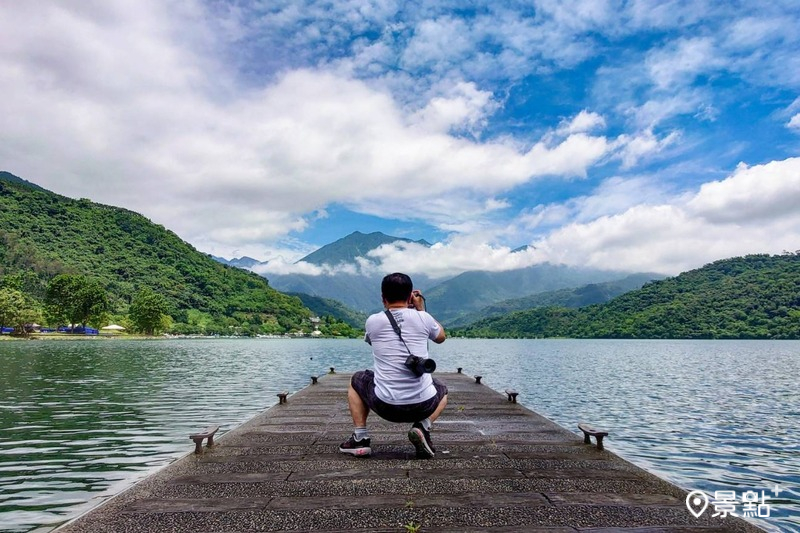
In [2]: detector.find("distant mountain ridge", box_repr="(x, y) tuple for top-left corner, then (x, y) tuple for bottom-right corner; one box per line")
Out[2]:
(212, 255), (261, 269)
(448, 273), (662, 327)
(456, 253), (800, 339)
(255, 231), (659, 324)
(424, 264), (645, 325)
(298, 231), (431, 266)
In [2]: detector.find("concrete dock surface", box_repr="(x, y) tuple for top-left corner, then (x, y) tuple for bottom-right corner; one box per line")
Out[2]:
(54, 372), (763, 532)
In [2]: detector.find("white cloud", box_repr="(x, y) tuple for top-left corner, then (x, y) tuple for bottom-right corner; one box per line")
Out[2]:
(646, 37), (725, 90)
(627, 91), (708, 130)
(260, 158), (800, 278)
(625, 0), (715, 30)
(0, 2), (614, 256)
(723, 16), (790, 50)
(500, 173), (675, 240)
(252, 258), (359, 277)
(687, 159), (800, 223)
(534, 0), (617, 31)
(616, 129), (680, 168)
(364, 238), (542, 279)
(569, 175), (673, 222)
(524, 133), (610, 178)
(557, 110), (606, 135)
(516, 204), (575, 232)
(410, 81), (498, 134)
(531, 157), (800, 274)
(401, 17), (474, 72)
(352, 194), (510, 236)
(2, 1), (799, 282)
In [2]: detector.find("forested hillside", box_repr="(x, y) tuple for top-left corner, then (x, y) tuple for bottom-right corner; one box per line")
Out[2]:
(456, 254), (800, 339)
(287, 292), (368, 328)
(424, 264), (636, 325)
(0, 173), (349, 335)
(448, 273), (661, 327)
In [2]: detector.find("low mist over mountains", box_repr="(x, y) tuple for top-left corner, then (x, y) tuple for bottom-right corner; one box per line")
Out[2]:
(216, 232), (437, 314)
(214, 231), (662, 326)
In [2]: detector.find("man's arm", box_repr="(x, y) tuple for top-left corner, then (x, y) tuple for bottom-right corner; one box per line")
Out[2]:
(411, 290), (446, 343)
(432, 321), (446, 344)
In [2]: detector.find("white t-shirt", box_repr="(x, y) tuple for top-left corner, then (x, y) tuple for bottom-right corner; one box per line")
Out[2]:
(364, 308), (441, 405)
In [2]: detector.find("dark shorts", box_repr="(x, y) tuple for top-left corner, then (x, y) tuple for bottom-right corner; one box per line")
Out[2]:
(350, 369), (448, 424)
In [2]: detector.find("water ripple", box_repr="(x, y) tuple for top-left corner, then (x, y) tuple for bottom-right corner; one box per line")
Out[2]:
(0, 338), (798, 532)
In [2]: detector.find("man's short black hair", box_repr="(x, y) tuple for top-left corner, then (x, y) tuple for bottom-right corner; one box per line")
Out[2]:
(382, 272), (413, 303)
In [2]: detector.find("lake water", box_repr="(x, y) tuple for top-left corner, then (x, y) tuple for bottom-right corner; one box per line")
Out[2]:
(0, 338), (798, 532)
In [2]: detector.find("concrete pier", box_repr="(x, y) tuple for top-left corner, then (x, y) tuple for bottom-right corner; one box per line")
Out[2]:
(54, 372), (762, 532)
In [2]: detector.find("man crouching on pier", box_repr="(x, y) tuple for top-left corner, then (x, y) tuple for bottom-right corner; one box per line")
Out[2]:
(339, 272), (447, 459)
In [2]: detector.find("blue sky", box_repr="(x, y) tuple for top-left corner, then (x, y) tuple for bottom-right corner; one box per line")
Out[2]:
(1, 1), (799, 278)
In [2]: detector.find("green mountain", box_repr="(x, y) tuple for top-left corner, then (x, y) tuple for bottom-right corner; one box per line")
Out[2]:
(0, 171), (47, 192)
(287, 292), (367, 328)
(269, 272), (386, 313)
(298, 231), (431, 266)
(0, 172), (321, 335)
(267, 231), (435, 313)
(455, 254), (800, 339)
(425, 264), (640, 325)
(448, 273), (661, 328)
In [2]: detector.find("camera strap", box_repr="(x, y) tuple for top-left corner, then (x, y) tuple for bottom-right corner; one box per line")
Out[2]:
(384, 310), (413, 356)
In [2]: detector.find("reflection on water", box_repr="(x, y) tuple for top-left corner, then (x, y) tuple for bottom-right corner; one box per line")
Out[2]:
(0, 338), (798, 532)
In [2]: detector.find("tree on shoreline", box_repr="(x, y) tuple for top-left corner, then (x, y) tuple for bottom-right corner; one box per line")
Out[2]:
(45, 274), (108, 329)
(129, 287), (170, 335)
(0, 287), (41, 335)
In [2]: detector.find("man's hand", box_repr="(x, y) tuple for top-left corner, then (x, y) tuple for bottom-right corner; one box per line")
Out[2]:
(409, 290), (426, 311)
